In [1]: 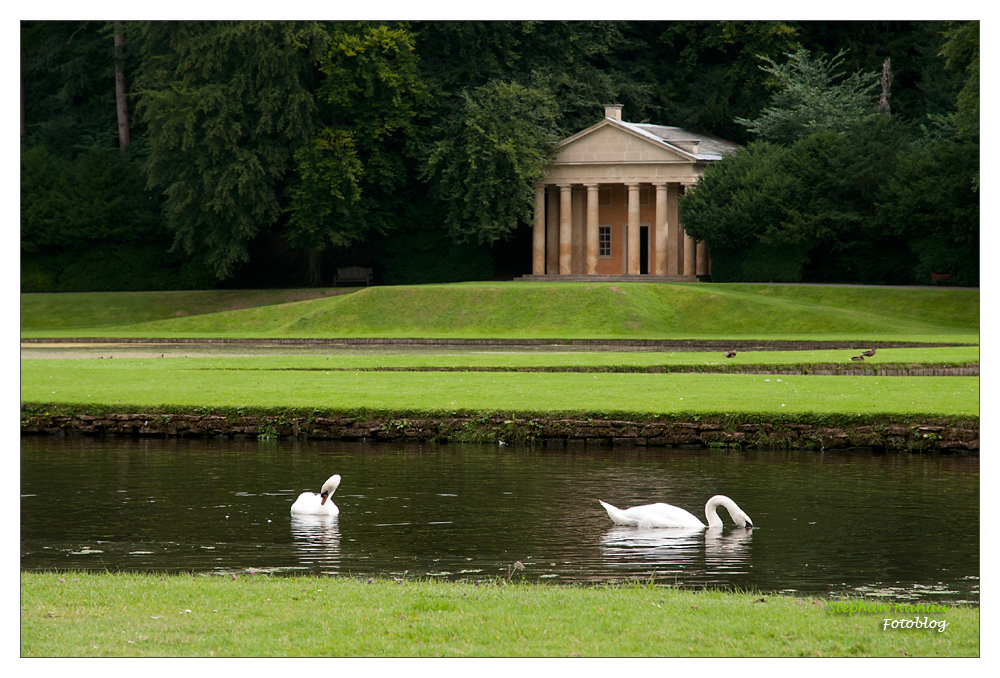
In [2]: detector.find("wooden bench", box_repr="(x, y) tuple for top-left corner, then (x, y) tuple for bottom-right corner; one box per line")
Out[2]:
(334, 266), (373, 287)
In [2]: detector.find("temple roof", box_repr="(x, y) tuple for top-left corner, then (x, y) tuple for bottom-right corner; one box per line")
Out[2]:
(552, 112), (741, 164)
(623, 122), (741, 161)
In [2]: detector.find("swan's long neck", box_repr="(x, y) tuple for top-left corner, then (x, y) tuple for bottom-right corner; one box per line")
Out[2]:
(704, 495), (752, 529)
(321, 475), (341, 496)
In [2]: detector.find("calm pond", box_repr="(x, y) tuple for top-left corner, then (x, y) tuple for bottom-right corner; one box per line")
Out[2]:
(21, 436), (979, 604)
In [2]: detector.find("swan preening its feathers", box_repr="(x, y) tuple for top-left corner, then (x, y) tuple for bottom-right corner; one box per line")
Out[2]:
(290, 474), (342, 517)
(599, 495), (753, 530)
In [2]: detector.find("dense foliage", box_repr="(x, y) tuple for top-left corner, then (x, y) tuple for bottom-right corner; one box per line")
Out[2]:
(422, 80), (560, 245)
(734, 49), (881, 144)
(21, 20), (978, 290)
(681, 37), (978, 285)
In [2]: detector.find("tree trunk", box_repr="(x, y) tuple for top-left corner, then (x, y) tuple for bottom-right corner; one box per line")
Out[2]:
(21, 52), (26, 141)
(878, 57), (892, 116)
(306, 248), (323, 287)
(114, 21), (131, 152)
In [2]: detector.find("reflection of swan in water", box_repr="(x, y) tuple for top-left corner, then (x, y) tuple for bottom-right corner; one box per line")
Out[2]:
(600, 524), (754, 570)
(291, 514), (341, 570)
(704, 526), (754, 565)
(599, 495), (753, 529)
(290, 474), (341, 516)
(603, 525), (706, 548)
(601, 525), (704, 563)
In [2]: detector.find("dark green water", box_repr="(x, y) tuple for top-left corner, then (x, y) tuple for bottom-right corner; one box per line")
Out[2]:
(20, 436), (978, 603)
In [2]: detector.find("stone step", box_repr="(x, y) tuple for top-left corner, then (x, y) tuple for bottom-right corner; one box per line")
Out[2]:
(513, 274), (702, 282)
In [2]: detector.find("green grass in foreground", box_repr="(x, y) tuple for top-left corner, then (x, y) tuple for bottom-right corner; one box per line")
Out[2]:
(20, 573), (979, 657)
(20, 357), (980, 418)
(20, 282), (979, 342)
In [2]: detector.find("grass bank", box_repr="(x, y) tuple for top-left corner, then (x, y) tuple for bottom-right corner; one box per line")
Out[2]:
(18, 288), (355, 332)
(20, 282), (979, 342)
(20, 572), (979, 657)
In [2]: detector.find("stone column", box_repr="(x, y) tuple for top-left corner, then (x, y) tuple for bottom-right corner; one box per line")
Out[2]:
(696, 240), (710, 277)
(654, 182), (668, 276)
(666, 183), (679, 275)
(546, 186), (559, 274)
(683, 232), (696, 276)
(681, 182), (696, 276)
(532, 184), (545, 275)
(585, 184), (599, 275)
(627, 183), (640, 275)
(559, 184), (573, 275)
(572, 189), (585, 274)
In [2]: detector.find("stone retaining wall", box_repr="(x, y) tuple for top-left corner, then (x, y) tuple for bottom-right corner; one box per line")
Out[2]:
(20, 412), (979, 453)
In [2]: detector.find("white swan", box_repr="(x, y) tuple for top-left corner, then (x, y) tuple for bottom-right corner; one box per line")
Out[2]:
(599, 495), (753, 529)
(290, 474), (342, 517)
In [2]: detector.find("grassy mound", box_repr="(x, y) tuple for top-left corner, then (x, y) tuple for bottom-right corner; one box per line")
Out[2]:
(19, 288), (356, 332)
(21, 282), (979, 342)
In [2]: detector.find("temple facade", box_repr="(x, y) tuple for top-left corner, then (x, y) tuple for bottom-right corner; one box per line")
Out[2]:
(522, 104), (739, 281)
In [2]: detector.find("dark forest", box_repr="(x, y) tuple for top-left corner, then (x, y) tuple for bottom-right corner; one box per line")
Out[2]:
(21, 20), (979, 290)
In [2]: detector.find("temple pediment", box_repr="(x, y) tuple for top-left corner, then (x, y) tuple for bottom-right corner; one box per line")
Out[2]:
(552, 119), (697, 165)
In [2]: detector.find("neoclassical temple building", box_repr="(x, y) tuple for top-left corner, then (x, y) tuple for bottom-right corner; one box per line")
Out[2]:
(520, 105), (739, 281)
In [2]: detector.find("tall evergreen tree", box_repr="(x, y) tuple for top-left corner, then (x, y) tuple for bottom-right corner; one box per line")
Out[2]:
(736, 49), (880, 144)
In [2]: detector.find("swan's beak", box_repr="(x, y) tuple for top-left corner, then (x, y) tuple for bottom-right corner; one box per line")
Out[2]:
(320, 492), (329, 505)
(744, 520), (753, 529)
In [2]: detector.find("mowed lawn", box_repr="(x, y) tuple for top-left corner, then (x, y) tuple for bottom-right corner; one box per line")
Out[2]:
(21, 284), (979, 419)
(20, 357), (979, 418)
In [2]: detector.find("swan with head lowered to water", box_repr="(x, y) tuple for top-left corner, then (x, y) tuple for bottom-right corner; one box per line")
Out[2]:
(290, 474), (341, 517)
(599, 495), (753, 530)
